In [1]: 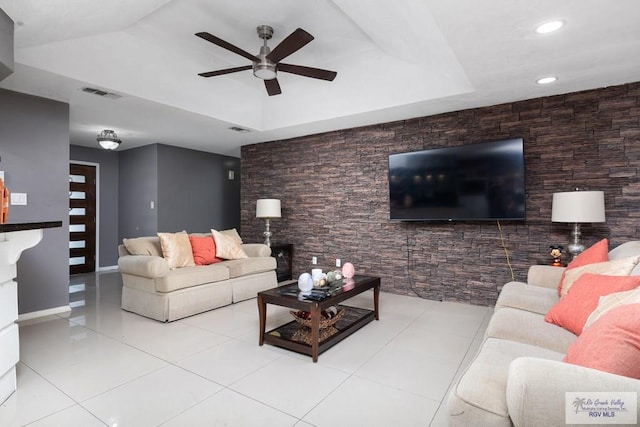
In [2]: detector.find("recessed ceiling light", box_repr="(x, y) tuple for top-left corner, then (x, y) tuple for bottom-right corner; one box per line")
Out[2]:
(536, 20), (565, 34)
(537, 76), (557, 85)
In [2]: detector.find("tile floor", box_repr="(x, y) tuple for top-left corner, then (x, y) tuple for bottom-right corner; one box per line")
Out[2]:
(0, 271), (492, 427)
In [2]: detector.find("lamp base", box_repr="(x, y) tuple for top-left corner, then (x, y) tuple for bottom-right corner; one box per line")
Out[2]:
(567, 222), (585, 260)
(263, 218), (272, 247)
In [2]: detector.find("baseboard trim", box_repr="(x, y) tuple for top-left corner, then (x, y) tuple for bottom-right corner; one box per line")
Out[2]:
(98, 265), (118, 272)
(18, 305), (71, 322)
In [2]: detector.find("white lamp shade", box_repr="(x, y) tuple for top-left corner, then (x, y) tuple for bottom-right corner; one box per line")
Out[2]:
(551, 191), (605, 223)
(256, 199), (281, 218)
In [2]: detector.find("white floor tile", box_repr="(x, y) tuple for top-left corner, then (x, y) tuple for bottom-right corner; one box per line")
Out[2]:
(176, 339), (283, 386)
(160, 388), (297, 427)
(23, 404), (106, 427)
(354, 337), (462, 401)
(23, 327), (168, 401)
(230, 356), (349, 418)
(304, 375), (438, 427)
(83, 365), (222, 426)
(0, 363), (75, 427)
(180, 305), (259, 338)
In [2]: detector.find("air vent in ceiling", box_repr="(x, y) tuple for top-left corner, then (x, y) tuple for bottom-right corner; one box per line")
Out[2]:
(81, 87), (122, 100)
(229, 126), (250, 133)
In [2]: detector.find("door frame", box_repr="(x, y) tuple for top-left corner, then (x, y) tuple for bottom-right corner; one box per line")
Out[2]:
(69, 160), (100, 271)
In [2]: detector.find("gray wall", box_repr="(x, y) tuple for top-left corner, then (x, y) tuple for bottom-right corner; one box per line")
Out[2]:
(157, 144), (240, 232)
(118, 144), (158, 240)
(118, 143), (239, 240)
(70, 145), (119, 267)
(0, 88), (69, 314)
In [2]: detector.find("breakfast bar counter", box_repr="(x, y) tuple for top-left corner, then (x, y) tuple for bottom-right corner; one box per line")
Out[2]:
(0, 221), (62, 404)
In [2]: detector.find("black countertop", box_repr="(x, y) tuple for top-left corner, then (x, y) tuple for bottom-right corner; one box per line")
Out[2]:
(0, 221), (63, 233)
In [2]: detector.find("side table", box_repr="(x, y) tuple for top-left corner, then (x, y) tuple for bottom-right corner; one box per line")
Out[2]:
(271, 243), (293, 282)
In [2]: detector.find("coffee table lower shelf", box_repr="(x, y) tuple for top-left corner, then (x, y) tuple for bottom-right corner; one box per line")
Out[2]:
(263, 305), (374, 359)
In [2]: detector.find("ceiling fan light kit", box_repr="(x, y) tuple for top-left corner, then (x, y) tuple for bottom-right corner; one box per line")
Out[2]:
(196, 25), (337, 96)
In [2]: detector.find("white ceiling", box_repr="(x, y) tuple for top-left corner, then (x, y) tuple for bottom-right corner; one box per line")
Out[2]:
(1, 0), (639, 157)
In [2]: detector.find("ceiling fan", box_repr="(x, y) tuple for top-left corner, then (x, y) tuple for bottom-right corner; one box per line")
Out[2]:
(196, 25), (337, 96)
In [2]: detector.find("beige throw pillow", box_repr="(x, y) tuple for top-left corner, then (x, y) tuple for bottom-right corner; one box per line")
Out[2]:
(219, 228), (243, 245)
(560, 256), (640, 296)
(211, 229), (248, 260)
(123, 236), (163, 257)
(583, 287), (640, 330)
(158, 231), (195, 269)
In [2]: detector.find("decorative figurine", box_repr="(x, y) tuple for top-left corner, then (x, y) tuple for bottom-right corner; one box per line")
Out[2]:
(342, 262), (355, 279)
(550, 245), (563, 267)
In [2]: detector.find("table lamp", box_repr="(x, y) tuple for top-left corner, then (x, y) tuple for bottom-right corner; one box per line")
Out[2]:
(551, 190), (605, 259)
(256, 199), (281, 247)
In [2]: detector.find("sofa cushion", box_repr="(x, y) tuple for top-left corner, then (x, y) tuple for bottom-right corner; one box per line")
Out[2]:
(212, 229), (248, 260)
(584, 287), (640, 330)
(221, 256), (277, 279)
(154, 264), (230, 293)
(450, 337), (564, 424)
(545, 273), (640, 335)
(559, 256), (640, 297)
(485, 307), (577, 353)
(123, 236), (163, 257)
(557, 238), (608, 296)
(189, 234), (223, 265)
(495, 281), (558, 314)
(564, 303), (640, 379)
(158, 231), (196, 269)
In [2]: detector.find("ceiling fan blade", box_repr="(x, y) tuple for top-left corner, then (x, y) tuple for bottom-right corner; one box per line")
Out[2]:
(264, 79), (282, 96)
(198, 65), (252, 78)
(195, 32), (259, 63)
(266, 28), (314, 63)
(278, 63), (337, 81)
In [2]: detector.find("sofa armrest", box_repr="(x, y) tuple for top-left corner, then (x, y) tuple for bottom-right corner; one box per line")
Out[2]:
(242, 243), (271, 258)
(507, 357), (640, 427)
(118, 255), (169, 278)
(527, 265), (565, 289)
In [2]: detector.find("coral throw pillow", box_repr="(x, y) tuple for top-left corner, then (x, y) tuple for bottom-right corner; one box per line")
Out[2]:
(158, 231), (195, 269)
(189, 235), (222, 265)
(584, 287), (640, 330)
(557, 238), (609, 296)
(564, 303), (640, 379)
(545, 273), (640, 335)
(211, 229), (248, 260)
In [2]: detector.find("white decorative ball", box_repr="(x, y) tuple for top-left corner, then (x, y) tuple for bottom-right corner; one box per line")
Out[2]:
(298, 272), (313, 292)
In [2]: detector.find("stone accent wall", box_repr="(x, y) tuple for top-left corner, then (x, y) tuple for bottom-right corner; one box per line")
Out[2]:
(241, 82), (640, 306)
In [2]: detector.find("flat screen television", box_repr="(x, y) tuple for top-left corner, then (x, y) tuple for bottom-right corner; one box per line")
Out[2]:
(388, 138), (525, 221)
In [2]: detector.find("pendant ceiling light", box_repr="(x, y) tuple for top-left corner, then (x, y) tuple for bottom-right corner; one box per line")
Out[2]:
(96, 129), (121, 150)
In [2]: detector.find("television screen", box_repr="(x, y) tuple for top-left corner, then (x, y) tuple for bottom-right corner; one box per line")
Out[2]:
(388, 138), (525, 221)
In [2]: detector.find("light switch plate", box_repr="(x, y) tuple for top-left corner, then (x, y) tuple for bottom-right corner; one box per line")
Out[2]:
(10, 193), (27, 206)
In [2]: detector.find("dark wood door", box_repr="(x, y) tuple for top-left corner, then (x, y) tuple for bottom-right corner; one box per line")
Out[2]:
(69, 164), (96, 274)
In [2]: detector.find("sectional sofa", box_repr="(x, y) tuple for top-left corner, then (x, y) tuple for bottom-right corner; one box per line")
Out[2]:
(448, 240), (640, 426)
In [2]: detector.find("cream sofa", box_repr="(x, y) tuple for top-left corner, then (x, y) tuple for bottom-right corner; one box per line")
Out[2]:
(448, 241), (640, 426)
(118, 235), (277, 322)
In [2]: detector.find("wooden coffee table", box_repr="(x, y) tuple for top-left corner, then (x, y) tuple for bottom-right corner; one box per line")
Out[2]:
(257, 275), (380, 362)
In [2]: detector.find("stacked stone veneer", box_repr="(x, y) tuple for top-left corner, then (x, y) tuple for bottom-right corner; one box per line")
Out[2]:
(241, 82), (640, 306)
